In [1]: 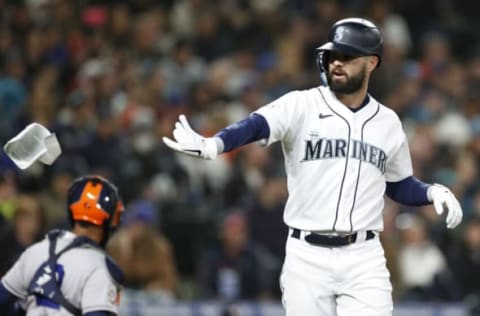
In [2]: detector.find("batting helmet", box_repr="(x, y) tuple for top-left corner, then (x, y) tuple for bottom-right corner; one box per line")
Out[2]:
(67, 175), (123, 232)
(316, 17), (383, 73)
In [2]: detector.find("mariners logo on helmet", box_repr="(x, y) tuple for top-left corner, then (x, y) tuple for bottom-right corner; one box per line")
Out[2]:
(333, 26), (347, 42)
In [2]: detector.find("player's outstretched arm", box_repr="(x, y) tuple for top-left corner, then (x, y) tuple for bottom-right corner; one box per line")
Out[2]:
(162, 115), (221, 160)
(427, 184), (463, 229)
(162, 114), (270, 159)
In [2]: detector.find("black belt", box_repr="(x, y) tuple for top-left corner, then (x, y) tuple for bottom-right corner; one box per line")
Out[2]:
(291, 228), (375, 247)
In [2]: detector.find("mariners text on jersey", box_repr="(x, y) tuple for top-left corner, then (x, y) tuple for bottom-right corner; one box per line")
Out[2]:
(301, 138), (387, 174)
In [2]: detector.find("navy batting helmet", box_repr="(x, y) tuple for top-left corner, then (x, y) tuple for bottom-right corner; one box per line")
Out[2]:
(316, 17), (383, 74)
(67, 175), (123, 232)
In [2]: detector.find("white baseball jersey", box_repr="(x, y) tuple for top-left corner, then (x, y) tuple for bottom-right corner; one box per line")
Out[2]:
(255, 85), (412, 232)
(1, 230), (120, 315)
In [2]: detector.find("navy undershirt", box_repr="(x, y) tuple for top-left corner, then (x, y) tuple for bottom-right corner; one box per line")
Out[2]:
(349, 95), (370, 112)
(216, 102), (431, 205)
(215, 113), (270, 152)
(385, 176), (430, 206)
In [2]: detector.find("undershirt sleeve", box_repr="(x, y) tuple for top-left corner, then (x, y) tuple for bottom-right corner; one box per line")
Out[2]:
(385, 176), (431, 206)
(214, 113), (270, 153)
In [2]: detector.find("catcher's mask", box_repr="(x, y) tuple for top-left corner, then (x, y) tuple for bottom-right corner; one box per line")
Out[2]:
(67, 175), (124, 242)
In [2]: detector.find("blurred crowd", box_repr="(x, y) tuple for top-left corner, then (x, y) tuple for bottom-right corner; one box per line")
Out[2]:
(0, 0), (480, 311)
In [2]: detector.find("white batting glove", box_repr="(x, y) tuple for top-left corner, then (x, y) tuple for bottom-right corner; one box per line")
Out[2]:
(162, 114), (218, 160)
(427, 183), (463, 229)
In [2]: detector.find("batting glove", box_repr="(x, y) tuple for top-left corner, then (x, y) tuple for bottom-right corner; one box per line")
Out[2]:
(162, 114), (218, 160)
(427, 183), (463, 229)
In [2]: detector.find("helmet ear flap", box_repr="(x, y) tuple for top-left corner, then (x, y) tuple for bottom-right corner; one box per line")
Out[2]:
(316, 51), (329, 87)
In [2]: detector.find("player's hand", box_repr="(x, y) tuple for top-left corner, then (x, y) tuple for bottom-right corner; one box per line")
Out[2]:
(427, 184), (463, 229)
(162, 114), (218, 160)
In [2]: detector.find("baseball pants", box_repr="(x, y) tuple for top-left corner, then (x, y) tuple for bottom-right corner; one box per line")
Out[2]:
(280, 230), (393, 316)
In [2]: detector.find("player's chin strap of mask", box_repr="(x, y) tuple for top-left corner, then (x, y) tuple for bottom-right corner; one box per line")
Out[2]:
(27, 230), (100, 316)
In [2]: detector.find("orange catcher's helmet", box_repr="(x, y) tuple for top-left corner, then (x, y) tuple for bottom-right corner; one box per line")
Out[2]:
(67, 175), (123, 230)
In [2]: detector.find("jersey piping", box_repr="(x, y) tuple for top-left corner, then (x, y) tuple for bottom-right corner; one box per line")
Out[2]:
(317, 88), (351, 231)
(348, 102), (380, 232)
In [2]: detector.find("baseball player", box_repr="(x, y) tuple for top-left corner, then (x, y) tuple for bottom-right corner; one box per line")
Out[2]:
(163, 17), (463, 315)
(0, 175), (125, 316)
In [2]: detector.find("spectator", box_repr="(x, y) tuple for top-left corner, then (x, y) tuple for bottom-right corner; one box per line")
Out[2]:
(446, 216), (480, 300)
(39, 160), (85, 229)
(0, 194), (46, 277)
(196, 211), (278, 301)
(0, 170), (18, 227)
(396, 213), (448, 301)
(0, 50), (27, 143)
(160, 38), (207, 100)
(107, 199), (178, 298)
(245, 172), (288, 263)
(244, 173), (288, 299)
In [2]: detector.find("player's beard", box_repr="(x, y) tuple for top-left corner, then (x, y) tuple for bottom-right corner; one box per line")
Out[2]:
(327, 64), (366, 94)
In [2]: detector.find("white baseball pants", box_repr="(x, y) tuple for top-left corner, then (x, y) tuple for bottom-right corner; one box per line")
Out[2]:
(280, 231), (393, 316)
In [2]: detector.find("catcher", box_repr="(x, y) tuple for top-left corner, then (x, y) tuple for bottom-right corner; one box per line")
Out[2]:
(0, 175), (124, 316)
